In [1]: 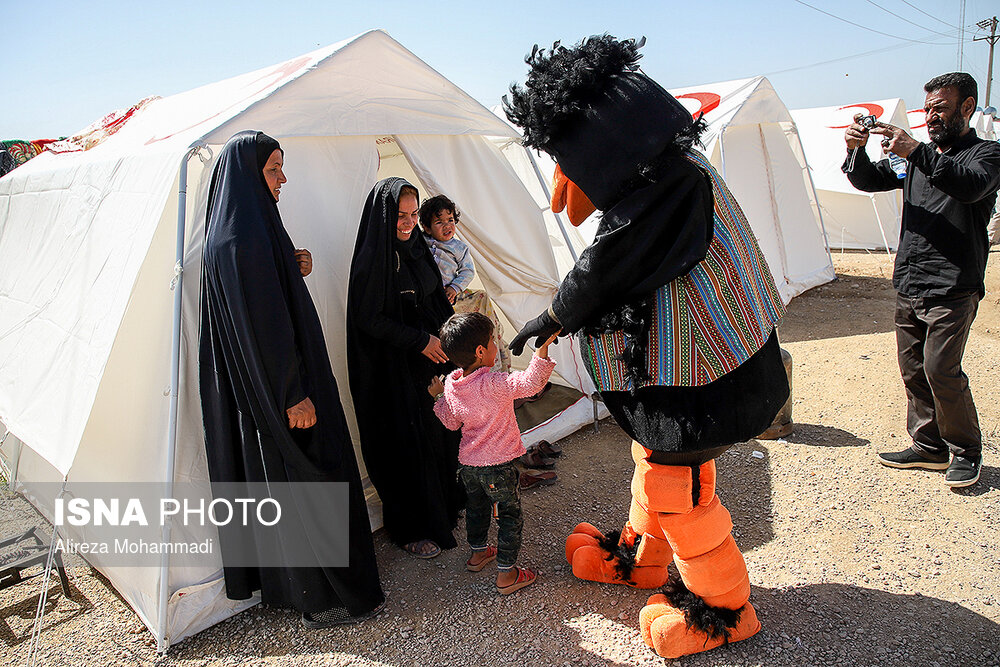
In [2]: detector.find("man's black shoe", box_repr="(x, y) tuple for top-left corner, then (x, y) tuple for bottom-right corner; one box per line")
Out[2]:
(878, 447), (950, 470)
(944, 456), (982, 488)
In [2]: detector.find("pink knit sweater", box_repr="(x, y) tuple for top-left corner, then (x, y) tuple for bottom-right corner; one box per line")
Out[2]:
(433, 355), (556, 466)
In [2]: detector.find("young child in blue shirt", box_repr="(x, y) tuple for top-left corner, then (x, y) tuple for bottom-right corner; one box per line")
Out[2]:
(420, 195), (511, 372)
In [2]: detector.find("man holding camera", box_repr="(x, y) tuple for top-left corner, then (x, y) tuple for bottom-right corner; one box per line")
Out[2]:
(843, 72), (1000, 488)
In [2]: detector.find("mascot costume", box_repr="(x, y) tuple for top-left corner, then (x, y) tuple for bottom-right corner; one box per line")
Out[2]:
(505, 36), (790, 659)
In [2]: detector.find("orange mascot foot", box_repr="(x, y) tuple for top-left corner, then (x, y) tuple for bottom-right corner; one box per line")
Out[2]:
(640, 590), (761, 659)
(564, 522), (671, 588)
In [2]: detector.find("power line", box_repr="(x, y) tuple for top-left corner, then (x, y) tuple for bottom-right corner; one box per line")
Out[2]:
(896, 0), (959, 30)
(762, 39), (930, 77)
(792, 0), (959, 44)
(865, 0), (957, 39)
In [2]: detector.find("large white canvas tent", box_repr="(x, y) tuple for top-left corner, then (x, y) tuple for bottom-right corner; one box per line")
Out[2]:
(791, 99), (910, 251)
(0, 30), (603, 649)
(495, 76), (835, 305)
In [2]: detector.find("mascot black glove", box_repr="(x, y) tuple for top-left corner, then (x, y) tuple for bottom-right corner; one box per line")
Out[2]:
(510, 309), (561, 356)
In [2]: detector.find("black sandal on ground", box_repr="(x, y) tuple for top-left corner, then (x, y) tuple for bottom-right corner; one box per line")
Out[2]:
(403, 539), (441, 559)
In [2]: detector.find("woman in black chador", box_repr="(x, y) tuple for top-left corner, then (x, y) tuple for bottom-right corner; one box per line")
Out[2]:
(199, 130), (384, 627)
(346, 177), (463, 559)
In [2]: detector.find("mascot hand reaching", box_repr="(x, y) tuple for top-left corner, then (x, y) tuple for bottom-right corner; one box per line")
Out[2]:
(509, 309), (561, 356)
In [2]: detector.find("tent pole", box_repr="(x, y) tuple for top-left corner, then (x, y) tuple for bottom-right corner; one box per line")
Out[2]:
(524, 146), (578, 262)
(156, 144), (201, 654)
(870, 194), (893, 255)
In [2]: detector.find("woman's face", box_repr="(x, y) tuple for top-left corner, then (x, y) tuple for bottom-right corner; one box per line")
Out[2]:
(262, 149), (286, 201)
(427, 209), (457, 243)
(396, 194), (419, 241)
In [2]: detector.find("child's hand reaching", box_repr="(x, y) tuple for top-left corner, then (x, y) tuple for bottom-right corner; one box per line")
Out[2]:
(428, 375), (445, 398)
(535, 331), (561, 359)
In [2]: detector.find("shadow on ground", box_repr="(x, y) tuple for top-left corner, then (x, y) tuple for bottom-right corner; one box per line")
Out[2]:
(775, 423), (870, 448)
(725, 582), (1000, 666)
(0, 581), (90, 647)
(779, 272), (896, 344)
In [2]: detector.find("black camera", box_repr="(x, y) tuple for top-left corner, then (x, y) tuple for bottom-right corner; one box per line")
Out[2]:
(858, 114), (878, 129)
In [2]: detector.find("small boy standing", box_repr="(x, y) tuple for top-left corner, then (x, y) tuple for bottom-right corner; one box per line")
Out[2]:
(429, 312), (557, 594)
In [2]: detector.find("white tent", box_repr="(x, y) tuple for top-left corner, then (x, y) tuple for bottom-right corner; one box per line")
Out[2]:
(974, 108), (997, 140)
(907, 107), (998, 143)
(495, 76), (835, 305)
(906, 108), (930, 143)
(791, 99), (910, 251)
(0, 30), (602, 649)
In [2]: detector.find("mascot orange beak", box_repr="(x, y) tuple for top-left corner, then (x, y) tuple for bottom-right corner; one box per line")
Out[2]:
(551, 164), (597, 226)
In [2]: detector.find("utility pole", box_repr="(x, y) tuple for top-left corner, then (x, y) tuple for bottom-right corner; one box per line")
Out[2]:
(959, 0), (967, 69)
(975, 16), (999, 109)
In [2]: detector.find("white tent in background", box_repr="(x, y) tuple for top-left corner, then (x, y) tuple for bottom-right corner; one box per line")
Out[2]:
(495, 76), (835, 305)
(975, 108), (997, 140)
(0, 29), (603, 650)
(907, 106), (998, 143)
(906, 108), (930, 143)
(970, 108), (996, 140)
(792, 99), (910, 251)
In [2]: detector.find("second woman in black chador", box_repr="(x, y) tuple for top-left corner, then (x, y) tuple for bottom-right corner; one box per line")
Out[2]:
(346, 177), (463, 558)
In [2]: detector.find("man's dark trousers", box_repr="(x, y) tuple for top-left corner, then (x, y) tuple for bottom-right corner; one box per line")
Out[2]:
(895, 292), (981, 459)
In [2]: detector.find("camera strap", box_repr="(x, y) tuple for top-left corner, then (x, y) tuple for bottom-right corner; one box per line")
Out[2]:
(846, 147), (859, 172)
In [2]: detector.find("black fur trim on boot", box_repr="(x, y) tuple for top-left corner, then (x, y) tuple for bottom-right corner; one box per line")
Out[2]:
(661, 574), (744, 641)
(595, 530), (640, 581)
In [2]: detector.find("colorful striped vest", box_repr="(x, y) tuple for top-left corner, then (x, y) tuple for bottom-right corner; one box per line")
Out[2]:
(580, 150), (785, 391)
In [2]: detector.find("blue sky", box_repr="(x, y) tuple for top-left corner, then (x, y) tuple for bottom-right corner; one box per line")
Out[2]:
(5, 0), (997, 139)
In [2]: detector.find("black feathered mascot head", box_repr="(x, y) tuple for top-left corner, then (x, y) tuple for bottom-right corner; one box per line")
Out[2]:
(504, 34), (705, 213)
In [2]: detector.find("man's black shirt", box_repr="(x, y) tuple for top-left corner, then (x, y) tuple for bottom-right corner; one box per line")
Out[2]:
(843, 131), (1000, 299)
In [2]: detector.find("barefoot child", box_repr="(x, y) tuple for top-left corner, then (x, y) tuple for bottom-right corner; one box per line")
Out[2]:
(428, 312), (557, 594)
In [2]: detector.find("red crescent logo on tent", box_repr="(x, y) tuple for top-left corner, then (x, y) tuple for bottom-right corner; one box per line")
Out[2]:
(906, 109), (927, 129)
(675, 92), (721, 119)
(145, 56), (313, 145)
(828, 103), (885, 129)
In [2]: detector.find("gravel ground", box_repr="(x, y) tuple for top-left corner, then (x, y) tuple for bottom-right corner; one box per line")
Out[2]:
(2, 250), (999, 667)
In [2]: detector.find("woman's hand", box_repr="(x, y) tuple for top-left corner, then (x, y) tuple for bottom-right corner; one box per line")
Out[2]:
(428, 375), (445, 398)
(295, 249), (313, 277)
(287, 397), (317, 429)
(421, 335), (450, 364)
(444, 285), (459, 304)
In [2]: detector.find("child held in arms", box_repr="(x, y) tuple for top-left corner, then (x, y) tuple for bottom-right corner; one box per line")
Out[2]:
(420, 195), (511, 372)
(428, 312), (557, 594)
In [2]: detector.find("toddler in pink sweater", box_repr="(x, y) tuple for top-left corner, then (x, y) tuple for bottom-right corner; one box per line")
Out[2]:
(429, 312), (556, 595)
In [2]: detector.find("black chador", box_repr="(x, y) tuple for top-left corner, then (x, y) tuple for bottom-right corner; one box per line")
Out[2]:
(199, 130), (383, 617)
(346, 178), (463, 550)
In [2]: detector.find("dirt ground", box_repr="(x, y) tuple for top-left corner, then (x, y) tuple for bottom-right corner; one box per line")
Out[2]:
(2, 250), (999, 667)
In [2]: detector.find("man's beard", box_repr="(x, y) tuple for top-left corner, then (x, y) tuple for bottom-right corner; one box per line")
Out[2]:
(927, 113), (965, 147)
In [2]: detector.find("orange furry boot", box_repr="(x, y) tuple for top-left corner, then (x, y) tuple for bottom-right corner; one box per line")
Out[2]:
(565, 517), (671, 589)
(625, 442), (760, 659)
